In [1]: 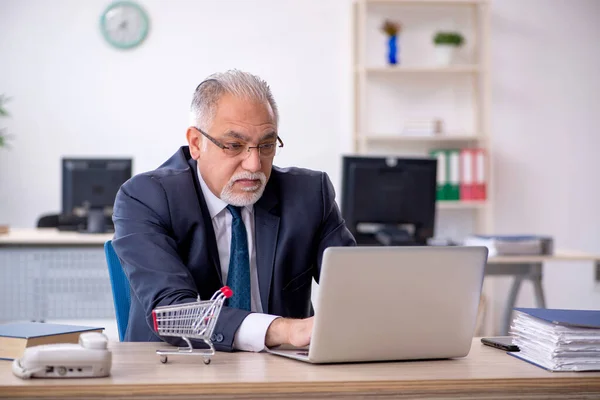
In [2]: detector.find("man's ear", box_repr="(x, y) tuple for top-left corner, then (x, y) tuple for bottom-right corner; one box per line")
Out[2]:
(186, 127), (201, 160)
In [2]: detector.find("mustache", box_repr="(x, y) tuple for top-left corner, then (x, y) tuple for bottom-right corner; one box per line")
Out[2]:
(230, 171), (266, 184)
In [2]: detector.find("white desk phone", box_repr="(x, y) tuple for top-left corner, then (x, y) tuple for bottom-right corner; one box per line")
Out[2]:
(12, 332), (112, 379)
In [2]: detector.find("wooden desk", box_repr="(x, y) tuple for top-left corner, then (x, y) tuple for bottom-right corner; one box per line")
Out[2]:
(1, 339), (600, 399)
(0, 228), (114, 322)
(486, 252), (600, 335)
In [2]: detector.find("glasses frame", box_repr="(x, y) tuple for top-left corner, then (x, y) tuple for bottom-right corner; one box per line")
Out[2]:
(193, 127), (284, 158)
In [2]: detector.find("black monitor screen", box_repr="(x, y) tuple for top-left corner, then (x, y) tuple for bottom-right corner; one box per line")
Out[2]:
(62, 158), (132, 214)
(341, 156), (437, 245)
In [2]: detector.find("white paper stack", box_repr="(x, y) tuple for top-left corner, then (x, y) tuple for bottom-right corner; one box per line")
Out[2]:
(401, 119), (442, 136)
(509, 308), (600, 372)
(463, 235), (547, 257)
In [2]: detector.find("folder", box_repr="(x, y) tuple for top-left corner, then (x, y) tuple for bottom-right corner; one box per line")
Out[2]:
(514, 308), (600, 329)
(509, 308), (600, 371)
(446, 150), (460, 201)
(430, 150), (447, 200)
(474, 148), (486, 200)
(460, 149), (475, 201)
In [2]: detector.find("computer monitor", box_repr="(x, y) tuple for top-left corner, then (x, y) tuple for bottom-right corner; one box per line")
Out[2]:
(341, 156), (437, 246)
(62, 158), (132, 233)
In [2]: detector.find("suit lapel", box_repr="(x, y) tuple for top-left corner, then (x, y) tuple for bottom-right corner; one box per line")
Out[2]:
(254, 180), (280, 313)
(187, 157), (222, 283)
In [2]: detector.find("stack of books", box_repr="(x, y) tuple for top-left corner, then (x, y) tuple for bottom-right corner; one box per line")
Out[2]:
(401, 118), (442, 136)
(509, 308), (600, 371)
(0, 322), (103, 360)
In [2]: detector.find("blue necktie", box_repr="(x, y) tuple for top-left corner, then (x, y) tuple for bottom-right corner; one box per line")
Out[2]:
(226, 205), (251, 311)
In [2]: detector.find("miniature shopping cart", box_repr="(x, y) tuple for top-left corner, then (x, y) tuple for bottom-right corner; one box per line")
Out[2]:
(152, 286), (233, 364)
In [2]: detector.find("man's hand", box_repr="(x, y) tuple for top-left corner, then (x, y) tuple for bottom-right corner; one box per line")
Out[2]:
(265, 317), (314, 348)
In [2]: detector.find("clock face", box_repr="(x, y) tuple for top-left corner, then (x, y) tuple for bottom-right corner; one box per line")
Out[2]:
(100, 1), (149, 49)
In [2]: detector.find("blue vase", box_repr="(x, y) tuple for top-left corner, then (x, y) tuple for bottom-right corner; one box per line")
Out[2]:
(387, 35), (399, 65)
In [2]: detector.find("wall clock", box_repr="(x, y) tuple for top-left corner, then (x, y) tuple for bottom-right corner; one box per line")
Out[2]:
(100, 1), (149, 49)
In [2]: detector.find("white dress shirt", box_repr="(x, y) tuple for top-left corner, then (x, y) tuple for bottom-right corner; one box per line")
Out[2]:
(197, 166), (278, 352)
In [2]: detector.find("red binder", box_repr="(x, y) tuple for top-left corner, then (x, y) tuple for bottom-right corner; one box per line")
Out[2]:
(460, 149), (476, 200)
(474, 148), (487, 200)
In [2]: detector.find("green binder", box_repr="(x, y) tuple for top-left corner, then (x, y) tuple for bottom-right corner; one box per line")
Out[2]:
(446, 149), (460, 201)
(430, 150), (447, 200)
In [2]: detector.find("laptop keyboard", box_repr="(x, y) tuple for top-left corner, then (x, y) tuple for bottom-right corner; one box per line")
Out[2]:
(297, 351), (309, 356)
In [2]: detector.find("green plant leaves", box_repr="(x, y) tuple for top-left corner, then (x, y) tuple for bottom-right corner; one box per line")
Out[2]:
(433, 32), (465, 46)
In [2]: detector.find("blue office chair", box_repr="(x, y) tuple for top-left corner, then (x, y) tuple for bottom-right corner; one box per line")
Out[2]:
(104, 240), (131, 342)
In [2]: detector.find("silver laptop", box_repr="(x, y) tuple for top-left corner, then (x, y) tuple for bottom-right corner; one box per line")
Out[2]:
(267, 246), (488, 364)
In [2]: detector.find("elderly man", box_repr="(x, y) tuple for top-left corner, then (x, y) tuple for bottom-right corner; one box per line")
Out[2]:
(112, 70), (355, 352)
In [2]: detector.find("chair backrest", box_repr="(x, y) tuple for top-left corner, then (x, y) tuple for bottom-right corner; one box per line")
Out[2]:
(104, 240), (131, 342)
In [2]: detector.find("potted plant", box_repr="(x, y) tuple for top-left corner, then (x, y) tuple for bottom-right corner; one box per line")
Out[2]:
(433, 31), (465, 66)
(381, 20), (402, 65)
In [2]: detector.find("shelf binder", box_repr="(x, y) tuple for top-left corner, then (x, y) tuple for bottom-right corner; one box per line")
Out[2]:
(474, 148), (487, 200)
(430, 150), (447, 200)
(460, 149), (475, 200)
(447, 150), (460, 201)
(432, 148), (485, 203)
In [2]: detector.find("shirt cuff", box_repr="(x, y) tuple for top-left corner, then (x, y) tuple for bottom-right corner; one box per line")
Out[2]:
(233, 313), (280, 352)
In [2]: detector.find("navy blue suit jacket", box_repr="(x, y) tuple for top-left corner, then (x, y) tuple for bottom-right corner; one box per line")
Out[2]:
(112, 146), (356, 351)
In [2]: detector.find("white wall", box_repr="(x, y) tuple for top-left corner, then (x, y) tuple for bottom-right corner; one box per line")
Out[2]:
(0, 0), (354, 227)
(1, 0), (599, 325)
(489, 0), (600, 326)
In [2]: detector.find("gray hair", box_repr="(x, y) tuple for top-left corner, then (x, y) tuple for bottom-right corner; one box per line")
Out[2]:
(189, 69), (279, 130)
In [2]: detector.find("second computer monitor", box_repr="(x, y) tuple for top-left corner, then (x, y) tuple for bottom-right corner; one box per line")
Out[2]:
(62, 158), (132, 215)
(341, 155), (437, 246)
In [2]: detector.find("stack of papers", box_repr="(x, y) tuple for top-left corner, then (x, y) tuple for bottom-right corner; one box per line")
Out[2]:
(401, 118), (442, 136)
(509, 308), (600, 371)
(463, 235), (551, 257)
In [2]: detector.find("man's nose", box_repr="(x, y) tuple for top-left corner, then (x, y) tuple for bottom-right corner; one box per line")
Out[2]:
(241, 147), (262, 172)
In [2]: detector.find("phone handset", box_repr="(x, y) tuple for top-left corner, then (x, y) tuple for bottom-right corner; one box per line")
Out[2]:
(12, 332), (112, 379)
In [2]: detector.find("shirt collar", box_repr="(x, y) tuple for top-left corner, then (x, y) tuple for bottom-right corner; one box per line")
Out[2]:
(196, 164), (253, 219)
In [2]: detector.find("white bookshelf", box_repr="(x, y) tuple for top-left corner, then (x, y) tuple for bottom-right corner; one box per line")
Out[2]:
(364, 0), (486, 5)
(352, 0), (493, 239)
(360, 65), (480, 74)
(358, 134), (481, 142)
(438, 200), (487, 210)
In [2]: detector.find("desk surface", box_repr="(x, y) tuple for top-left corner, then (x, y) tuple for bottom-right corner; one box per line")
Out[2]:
(0, 228), (113, 245)
(2, 339), (600, 399)
(1, 229), (599, 264)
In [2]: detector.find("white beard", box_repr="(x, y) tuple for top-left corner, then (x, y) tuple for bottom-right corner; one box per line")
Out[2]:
(220, 171), (267, 206)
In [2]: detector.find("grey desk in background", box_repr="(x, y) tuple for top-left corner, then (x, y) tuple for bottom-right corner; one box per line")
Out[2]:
(486, 252), (600, 335)
(0, 228), (114, 322)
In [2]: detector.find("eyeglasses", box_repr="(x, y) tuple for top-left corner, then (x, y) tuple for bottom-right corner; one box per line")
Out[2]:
(194, 127), (284, 158)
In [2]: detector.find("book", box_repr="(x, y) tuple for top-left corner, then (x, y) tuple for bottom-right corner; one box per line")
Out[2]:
(0, 322), (104, 360)
(509, 308), (600, 371)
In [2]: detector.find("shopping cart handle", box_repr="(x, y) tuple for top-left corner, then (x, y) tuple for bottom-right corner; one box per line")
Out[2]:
(220, 286), (233, 298)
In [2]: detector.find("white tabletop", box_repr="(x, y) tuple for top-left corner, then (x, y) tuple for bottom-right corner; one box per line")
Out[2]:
(1, 229), (598, 263)
(0, 228), (113, 245)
